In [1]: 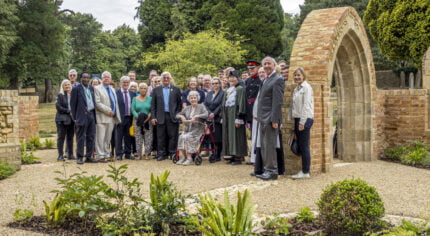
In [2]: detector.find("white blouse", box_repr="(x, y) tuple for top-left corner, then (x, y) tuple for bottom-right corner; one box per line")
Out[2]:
(290, 80), (314, 125)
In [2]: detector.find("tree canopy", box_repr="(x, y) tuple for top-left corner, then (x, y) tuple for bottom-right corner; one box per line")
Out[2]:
(364, 0), (430, 67)
(137, 0), (283, 60)
(142, 30), (247, 88)
(0, 0), (18, 70)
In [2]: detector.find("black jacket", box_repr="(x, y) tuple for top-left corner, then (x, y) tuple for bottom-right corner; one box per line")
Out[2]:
(204, 90), (224, 123)
(116, 89), (137, 122)
(150, 85), (182, 125)
(70, 84), (96, 126)
(55, 93), (73, 125)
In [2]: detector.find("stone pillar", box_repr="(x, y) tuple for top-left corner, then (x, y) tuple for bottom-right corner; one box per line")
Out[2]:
(0, 90), (21, 170)
(409, 72), (415, 89)
(400, 71), (406, 88)
(423, 47), (430, 89)
(416, 69), (422, 89)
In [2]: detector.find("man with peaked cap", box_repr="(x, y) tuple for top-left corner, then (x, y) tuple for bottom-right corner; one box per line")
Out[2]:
(245, 60), (262, 164)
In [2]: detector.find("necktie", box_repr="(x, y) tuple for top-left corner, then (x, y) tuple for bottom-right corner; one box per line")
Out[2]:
(106, 87), (115, 113)
(124, 90), (129, 116)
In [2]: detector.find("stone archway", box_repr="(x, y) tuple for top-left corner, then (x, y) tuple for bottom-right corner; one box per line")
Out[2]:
(286, 7), (377, 173)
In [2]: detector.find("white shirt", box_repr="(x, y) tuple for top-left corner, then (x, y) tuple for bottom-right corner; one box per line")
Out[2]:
(291, 80), (314, 125)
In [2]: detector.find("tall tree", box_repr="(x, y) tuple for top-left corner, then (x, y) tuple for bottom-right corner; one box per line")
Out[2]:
(0, 0), (18, 70)
(364, 0), (430, 67)
(112, 24), (141, 74)
(137, 0), (284, 60)
(60, 13), (103, 72)
(142, 30), (247, 88)
(2, 0), (65, 97)
(279, 13), (300, 61)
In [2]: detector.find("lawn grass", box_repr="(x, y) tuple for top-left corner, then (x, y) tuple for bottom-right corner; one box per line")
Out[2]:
(39, 103), (56, 134)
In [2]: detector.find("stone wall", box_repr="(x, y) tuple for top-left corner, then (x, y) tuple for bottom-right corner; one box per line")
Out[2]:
(375, 89), (430, 157)
(18, 95), (39, 141)
(0, 90), (21, 169)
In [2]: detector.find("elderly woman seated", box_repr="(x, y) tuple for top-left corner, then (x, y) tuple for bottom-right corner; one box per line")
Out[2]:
(176, 90), (208, 165)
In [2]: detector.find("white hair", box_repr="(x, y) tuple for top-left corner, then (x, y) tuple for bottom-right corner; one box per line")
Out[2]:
(261, 56), (277, 66)
(120, 75), (130, 83)
(129, 81), (138, 89)
(102, 71), (112, 78)
(59, 79), (71, 94)
(203, 74), (212, 80)
(68, 69), (77, 75)
(187, 90), (200, 102)
(161, 71), (172, 79)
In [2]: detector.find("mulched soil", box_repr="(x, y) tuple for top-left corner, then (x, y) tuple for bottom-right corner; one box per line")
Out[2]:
(7, 216), (101, 236)
(380, 157), (430, 170)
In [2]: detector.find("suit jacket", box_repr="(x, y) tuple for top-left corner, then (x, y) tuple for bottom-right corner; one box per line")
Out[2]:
(204, 90), (224, 123)
(70, 84), (96, 126)
(94, 85), (121, 124)
(257, 72), (284, 125)
(55, 93), (73, 125)
(151, 85), (182, 125)
(116, 89), (137, 122)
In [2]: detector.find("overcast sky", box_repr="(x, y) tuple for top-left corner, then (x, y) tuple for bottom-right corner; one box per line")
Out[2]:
(61, 0), (304, 31)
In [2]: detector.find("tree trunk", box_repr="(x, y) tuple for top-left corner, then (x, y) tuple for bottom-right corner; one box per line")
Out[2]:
(9, 77), (19, 89)
(44, 78), (53, 103)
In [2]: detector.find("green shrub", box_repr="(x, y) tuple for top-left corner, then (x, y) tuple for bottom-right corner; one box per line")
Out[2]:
(317, 178), (385, 235)
(193, 189), (256, 236)
(97, 164), (152, 235)
(43, 139), (55, 149)
(367, 219), (430, 236)
(20, 142), (41, 164)
(0, 161), (16, 180)
(27, 136), (42, 150)
(13, 209), (34, 223)
(295, 206), (315, 223)
(384, 141), (430, 166)
(261, 213), (291, 235)
(148, 170), (186, 234)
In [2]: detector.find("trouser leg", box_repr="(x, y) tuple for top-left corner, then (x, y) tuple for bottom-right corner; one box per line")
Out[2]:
(85, 114), (96, 158)
(156, 123), (167, 157)
(65, 123), (74, 157)
(166, 119), (179, 155)
(57, 123), (66, 156)
(260, 123), (278, 174)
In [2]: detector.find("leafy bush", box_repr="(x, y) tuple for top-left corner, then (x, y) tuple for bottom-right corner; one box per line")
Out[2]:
(43, 139), (55, 149)
(317, 178), (385, 235)
(295, 206), (315, 223)
(97, 165), (151, 235)
(27, 136), (42, 150)
(261, 213), (292, 235)
(148, 170), (186, 234)
(20, 142), (41, 164)
(193, 189), (256, 236)
(367, 219), (430, 236)
(384, 141), (430, 166)
(0, 161), (16, 180)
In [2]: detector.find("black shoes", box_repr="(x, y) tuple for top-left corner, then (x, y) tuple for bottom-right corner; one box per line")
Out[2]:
(230, 160), (242, 165)
(77, 158), (84, 164)
(157, 156), (167, 161)
(117, 156), (123, 160)
(85, 158), (99, 163)
(68, 155), (76, 160)
(57, 155), (65, 161)
(256, 172), (278, 181)
(246, 162), (254, 165)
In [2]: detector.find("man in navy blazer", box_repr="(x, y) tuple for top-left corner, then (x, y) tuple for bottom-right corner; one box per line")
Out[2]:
(70, 72), (98, 164)
(151, 71), (182, 161)
(115, 76), (136, 160)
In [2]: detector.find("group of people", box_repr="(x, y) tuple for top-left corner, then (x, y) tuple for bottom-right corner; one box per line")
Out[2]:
(55, 57), (314, 180)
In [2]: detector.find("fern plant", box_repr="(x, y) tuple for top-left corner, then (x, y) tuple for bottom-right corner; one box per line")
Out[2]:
(194, 189), (256, 236)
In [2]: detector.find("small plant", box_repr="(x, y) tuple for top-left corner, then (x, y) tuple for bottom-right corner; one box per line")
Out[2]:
(261, 213), (292, 235)
(43, 194), (66, 226)
(148, 170), (186, 234)
(20, 142), (41, 164)
(0, 161), (16, 180)
(194, 189), (256, 236)
(97, 164), (152, 235)
(385, 141), (430, 166)
(27, 136), (42, 150)
(43, 139), (55, 149)
(318, 178), (385, 235)
(13, 209), (34, 223)
(295, 206), (315, 223)
(366, 219), (430, 236)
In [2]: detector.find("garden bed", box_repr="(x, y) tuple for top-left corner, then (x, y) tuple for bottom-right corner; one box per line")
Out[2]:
(380, 157), (430, 170)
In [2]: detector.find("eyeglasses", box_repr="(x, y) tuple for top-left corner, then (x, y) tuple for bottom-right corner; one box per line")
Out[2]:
(69, 74), (77, 77)
(212, 82), (219, 85)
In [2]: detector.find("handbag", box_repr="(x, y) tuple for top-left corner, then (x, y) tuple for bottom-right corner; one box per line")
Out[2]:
(287, 131), (301, 156)
(129, 118), (135, 137)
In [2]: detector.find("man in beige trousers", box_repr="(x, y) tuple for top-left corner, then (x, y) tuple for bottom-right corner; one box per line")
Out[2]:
(94, 71), (121, 162)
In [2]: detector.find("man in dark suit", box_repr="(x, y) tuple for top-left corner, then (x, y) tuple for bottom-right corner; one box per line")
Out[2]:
(151, 71), (182, 161)
(115, 76), (136, 160)
(70, 72), (98, 164)
(256, 57), (285, 180)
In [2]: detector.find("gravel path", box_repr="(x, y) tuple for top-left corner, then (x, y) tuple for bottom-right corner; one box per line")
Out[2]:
(1, 148), (429, 235)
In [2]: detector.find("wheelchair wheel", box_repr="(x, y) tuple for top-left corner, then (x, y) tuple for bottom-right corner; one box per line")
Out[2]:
(194, 155), (202, 165)
(172, 152), (179, 164)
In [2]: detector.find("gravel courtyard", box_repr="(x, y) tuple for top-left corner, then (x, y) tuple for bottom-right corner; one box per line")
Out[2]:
(1, 148), (430, 235)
